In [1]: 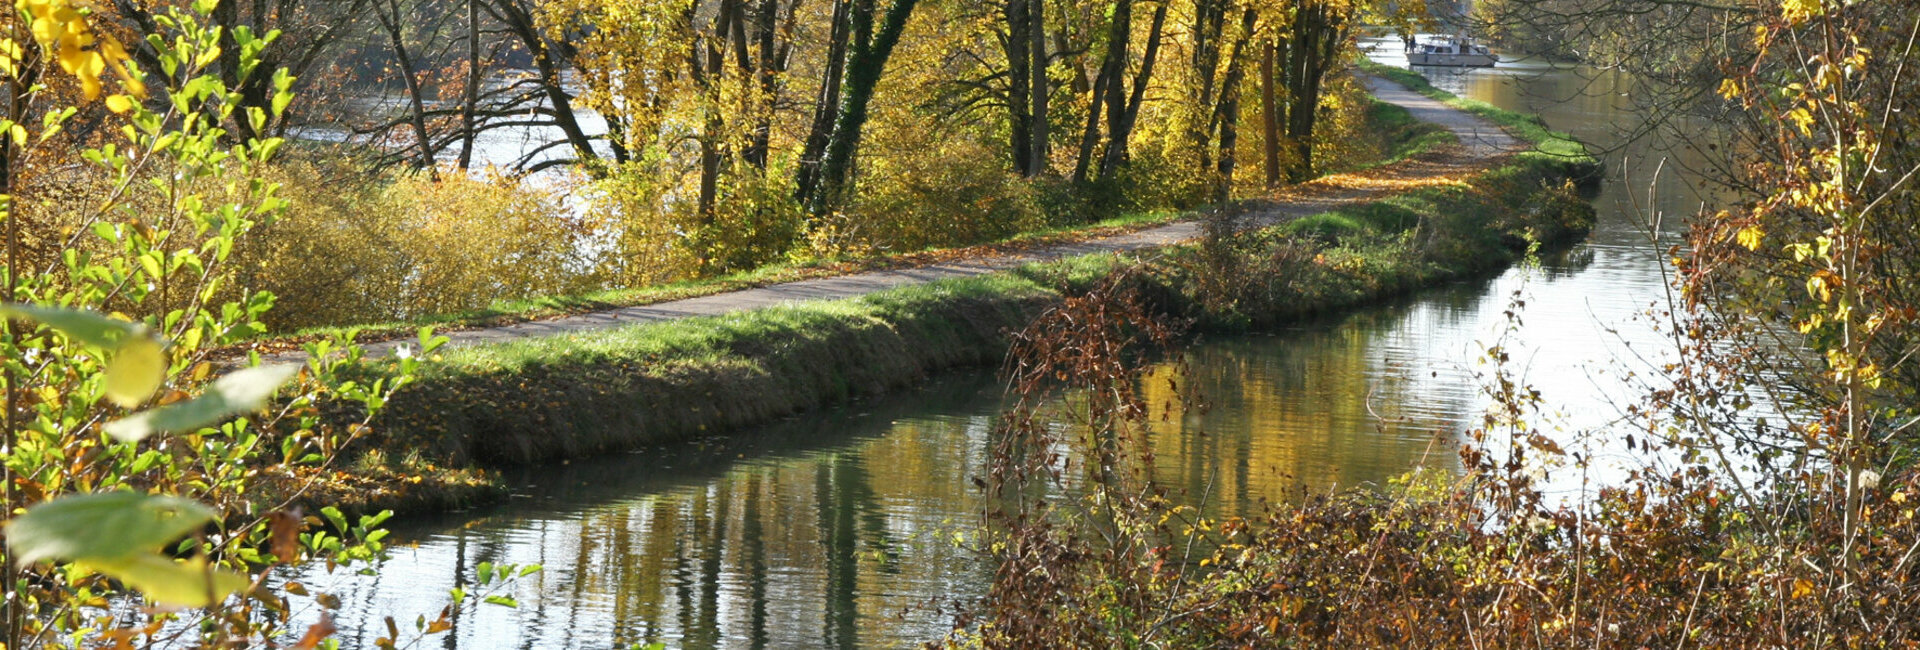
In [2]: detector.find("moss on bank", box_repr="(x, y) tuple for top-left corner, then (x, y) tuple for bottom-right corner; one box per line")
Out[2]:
(334, 70), (1598, 514)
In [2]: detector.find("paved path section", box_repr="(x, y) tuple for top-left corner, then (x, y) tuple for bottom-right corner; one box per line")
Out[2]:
(351, 76), (1519, 358)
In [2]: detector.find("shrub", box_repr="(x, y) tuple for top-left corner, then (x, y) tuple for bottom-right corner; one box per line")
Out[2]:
(231, 161), (601, 331)
(594, 160), (807, 284)
(836, 136), (1049, 254)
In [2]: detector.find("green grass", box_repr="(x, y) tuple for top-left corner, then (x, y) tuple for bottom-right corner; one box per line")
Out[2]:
(1359, 59), (1592, 161)
(432, 273), (1048, 374)
(1345, 98), (1460, 171)
(373, 271), (1059, 465)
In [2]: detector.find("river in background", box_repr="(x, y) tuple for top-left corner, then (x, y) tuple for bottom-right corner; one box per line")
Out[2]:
(297, 43), (1722, 648)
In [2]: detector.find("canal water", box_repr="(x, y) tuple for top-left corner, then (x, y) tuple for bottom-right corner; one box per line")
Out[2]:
(303, 46), (1717, 648)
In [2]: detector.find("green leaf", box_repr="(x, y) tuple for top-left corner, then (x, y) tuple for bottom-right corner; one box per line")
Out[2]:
(6, 492), (217, 566)
(103, 337), (168, 408)
(83, 554), (250, 607)
(103, 364), (298, 443)
(482, 595), (519, 608)
(0, 304), (141, 349)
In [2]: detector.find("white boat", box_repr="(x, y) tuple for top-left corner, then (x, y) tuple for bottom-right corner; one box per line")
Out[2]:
(1407, 36), (1498, 67)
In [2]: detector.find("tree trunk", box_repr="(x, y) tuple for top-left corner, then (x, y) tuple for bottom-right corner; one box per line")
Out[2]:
(376, 0), (437, 176)
(491, 0), (605, 168)
(1071, 62), (1112, 186)
(744, 0), (788, 169)
(1100, 0), (1169, 179)
(1260, 38), (1280, 187)
(1006, 0), (1035, 176)
(693, 0), (738, 231)
(1027, 0), (1049, 175)
(459, 0), (482, 169)
(1210, 8), (1257, 202)
(210, 2), (261, 144)
(0, 32), (37, 650)
(797, 0), (854, 202)
(807, 0), (921, 215)
(1190, 0), (1228, 171)
(1282, 0), (1344, 184)
(1093, 0), (1131, 177)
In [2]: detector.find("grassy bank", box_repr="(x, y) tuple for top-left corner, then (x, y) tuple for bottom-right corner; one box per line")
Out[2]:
(1359, 59), (1593, 162)
(331, 71), (1596, 514)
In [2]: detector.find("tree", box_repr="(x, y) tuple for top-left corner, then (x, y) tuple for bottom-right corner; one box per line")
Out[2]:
(800, 0), (922, 215)
(1069, 0), (1170, 185)
(1002, 0), (1050, 177)
(107, 0), (375, 142)
(374, 0), (439, 173)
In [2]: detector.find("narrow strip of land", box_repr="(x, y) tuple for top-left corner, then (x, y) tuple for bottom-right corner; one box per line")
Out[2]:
(351, 76), (1519, 359)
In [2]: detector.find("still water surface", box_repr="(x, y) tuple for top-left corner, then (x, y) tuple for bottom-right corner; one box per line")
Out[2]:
(306, 48), (1717, 648)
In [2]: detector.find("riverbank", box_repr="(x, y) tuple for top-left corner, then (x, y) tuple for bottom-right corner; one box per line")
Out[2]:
(320, 71), (1598, 515)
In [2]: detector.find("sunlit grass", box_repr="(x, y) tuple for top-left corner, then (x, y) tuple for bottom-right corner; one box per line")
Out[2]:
(1358, 59), (1590, 160)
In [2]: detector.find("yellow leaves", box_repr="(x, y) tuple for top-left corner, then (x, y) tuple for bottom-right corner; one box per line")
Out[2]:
(1805, 269), (1840, 302)
(0, 37), (23, 79)
(1717, 78), (1742, 101)
(1791, 578), (1814, 600)
(1861, 363), (1883, 390)
(19, 0), (148, 101)
(102, 336), (167, 408)
(1780, 0), (1824, 25)
(1785, 108), (1815, 137)
(1736, 225), (1765, 251)
(1796, 312), (1824, 334)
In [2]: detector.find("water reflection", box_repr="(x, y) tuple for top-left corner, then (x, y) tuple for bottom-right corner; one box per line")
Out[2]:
(310, 291), (1524, 648)
(306, 53), (1721, 648)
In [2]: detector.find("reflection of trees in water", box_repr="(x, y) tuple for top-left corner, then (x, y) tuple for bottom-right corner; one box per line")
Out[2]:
(1142, 304), (1483, 514)
(457, 412), (983, 649)
(325, 305), (1584, 647)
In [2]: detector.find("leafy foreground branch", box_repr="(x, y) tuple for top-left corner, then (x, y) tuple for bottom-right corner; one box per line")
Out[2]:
(0, 3), (535, 647)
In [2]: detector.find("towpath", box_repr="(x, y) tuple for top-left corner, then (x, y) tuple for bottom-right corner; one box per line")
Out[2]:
(346, 76), (1519, 359)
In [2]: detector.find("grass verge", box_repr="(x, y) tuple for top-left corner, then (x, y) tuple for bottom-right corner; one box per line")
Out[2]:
(1359, 59), (1591, 161)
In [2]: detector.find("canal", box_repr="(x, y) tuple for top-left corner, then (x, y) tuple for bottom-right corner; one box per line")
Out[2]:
(303, 46), (1715, 649)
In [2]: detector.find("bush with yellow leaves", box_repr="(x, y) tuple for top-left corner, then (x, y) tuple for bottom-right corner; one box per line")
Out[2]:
(229, 160), (604, 331)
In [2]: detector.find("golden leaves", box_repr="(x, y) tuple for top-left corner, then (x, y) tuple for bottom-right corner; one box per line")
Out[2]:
(1717, 78), (1742, 101)
(19, 0), (148, 100)
(0, 36), (23, 79)
(1780, 0), (1824, 26)
(1785, 107), (1815, 137)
